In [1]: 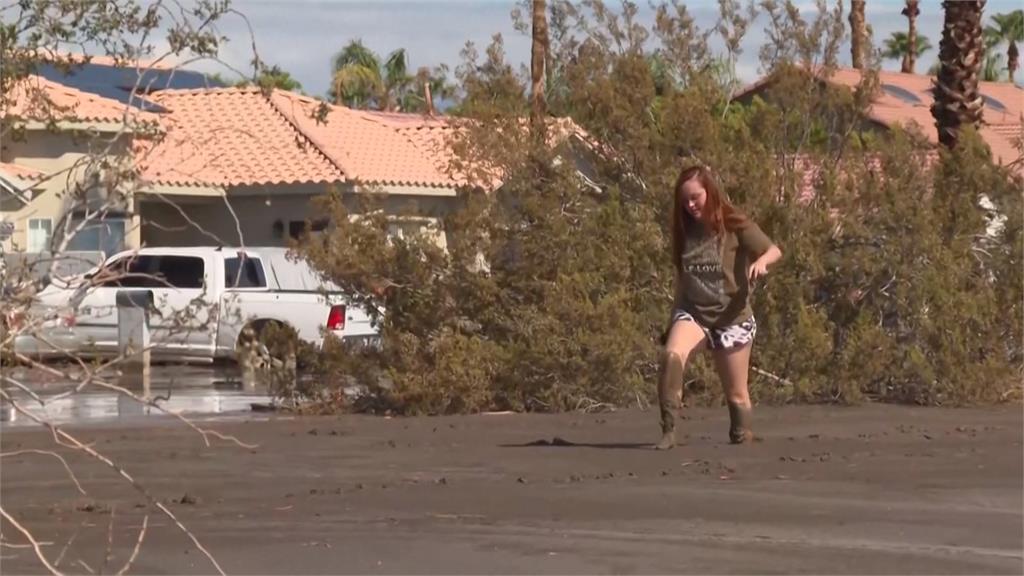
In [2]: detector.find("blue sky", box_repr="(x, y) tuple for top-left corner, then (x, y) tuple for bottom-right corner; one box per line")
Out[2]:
(195, 0), (1022, 97)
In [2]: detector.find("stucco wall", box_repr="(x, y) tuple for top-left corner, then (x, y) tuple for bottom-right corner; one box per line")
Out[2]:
(139, 184), (459, 249)
(1, 129), (136, 254)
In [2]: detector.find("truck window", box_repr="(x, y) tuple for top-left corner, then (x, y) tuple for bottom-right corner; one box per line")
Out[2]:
(224, 256), (266, 288)
(99, 255), (205, 289)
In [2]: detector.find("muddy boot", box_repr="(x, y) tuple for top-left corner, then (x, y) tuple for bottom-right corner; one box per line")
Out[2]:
(728, 402), (754, 444)
(654, 350), (684, 450)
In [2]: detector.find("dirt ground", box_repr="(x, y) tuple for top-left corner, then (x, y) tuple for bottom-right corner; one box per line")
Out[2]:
(1, 404), (1021, 575)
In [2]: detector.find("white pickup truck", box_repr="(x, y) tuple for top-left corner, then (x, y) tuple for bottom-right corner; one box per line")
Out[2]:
(13, 246), (380, 364)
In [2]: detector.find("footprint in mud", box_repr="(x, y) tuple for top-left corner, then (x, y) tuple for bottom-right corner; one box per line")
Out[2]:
(677, 459), (713, 475)
(75, 500), (111, 514)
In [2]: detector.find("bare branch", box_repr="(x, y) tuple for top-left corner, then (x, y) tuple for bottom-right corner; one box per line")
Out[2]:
(0, 375), (47, 406)
(53, 520), (89, 568)
(0, 450), (87, 496)
(0, 393), (227, 576)
(115, 516), (148, 576)
(9, 354), (256, 451)
(0, 539), (55, 548)
(752, 365), (796, 388)
(0, 506), (64, 576)
(101, 505), (116, 575)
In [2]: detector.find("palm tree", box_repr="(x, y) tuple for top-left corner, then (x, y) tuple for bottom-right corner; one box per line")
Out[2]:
(983, 10), (1023, 80)
(982, 52), (1005, 82)
(530, 0), (548, 137)
(931, 0), (986, 149)
(882, 32), (933, 73)
(397, 65), (456, 115)
(902, 1), (922, 73)
(330, 40), (411, 111)
(930, 54), (1001, 82)
(850, 0), (867, 69)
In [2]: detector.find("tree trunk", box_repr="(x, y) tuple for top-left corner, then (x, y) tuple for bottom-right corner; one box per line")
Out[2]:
(1008, 40), (1019, 79)
(931, 0), (987, 149)
(850, 0), (867, 69)
(530, 0), (548, 137)
(902, 0), (921, 73)
(423, 81), (435, 116)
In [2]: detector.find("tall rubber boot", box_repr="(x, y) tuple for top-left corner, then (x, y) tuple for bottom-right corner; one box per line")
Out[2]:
(728, 402), (754, 444)
(654, 349), (684, 450)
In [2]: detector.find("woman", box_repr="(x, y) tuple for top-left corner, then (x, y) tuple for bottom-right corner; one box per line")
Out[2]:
(655, 165), (782, 450)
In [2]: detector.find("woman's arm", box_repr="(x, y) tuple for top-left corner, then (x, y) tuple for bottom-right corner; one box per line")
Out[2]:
(747, 244), (782, 281)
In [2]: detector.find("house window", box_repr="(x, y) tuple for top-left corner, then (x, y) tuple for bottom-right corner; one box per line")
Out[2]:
(65, 215), (126, 256)
(27, 218), (52, 252)
(288, 218), (328, 240)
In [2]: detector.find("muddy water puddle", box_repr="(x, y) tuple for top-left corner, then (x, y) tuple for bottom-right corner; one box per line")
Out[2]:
(1, 364), (272, 427)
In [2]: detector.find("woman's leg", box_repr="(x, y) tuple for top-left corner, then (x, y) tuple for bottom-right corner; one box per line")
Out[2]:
(654, 320), (707, 450)
(711, 342), (755, 444)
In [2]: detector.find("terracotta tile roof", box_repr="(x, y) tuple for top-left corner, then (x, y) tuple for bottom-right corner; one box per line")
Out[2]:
(137, 87), (345, 187)
(826, 68), (1023, 121)
(0, 162), (44, 180)
(137, 86), (594, 190)
(268, 93), (458, 188)
(733, 67), (1024, 170)
(3, 75), (157, 124)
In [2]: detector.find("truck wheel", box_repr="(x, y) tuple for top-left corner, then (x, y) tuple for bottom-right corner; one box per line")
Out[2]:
(236, 321), (298, 377)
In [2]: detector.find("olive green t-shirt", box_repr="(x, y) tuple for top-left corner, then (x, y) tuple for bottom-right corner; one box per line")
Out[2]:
(673, 220), (774, 328)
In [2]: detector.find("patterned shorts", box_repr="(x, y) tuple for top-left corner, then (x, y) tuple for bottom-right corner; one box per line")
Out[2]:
(670, 310), (757, 350)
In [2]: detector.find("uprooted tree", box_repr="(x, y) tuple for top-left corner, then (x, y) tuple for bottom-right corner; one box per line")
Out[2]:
(295, 0), (1022, 415)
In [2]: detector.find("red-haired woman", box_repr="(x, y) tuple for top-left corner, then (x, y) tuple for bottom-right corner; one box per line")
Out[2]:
(655, 166), (782, 450)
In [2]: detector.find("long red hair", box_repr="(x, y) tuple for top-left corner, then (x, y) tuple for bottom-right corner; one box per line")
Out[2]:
(671, 165), (747, 269)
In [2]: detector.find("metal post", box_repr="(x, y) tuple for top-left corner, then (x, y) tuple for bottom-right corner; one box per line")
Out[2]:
(116, 289), (153, 398)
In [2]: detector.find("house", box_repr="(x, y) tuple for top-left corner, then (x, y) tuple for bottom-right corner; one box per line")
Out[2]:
(0, 57), (216, 255)
(733, 67), (1022, 167)
(1, 75), (158, 255)
(133, 86), (600, 250)
(3, 60), (600, 257)
(132, 86), (468, 250)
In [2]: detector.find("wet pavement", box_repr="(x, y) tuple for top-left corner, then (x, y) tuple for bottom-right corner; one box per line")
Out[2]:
(0, 364), (272, 427)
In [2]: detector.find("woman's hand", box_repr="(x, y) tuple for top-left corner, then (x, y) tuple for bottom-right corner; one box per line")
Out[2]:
(747, 259), (769, 281)
(747, 245), (782, 281)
